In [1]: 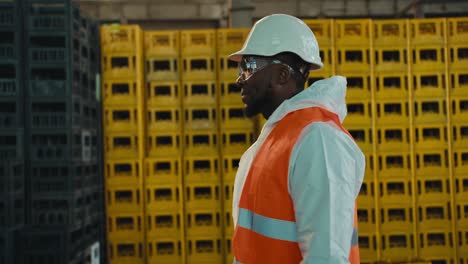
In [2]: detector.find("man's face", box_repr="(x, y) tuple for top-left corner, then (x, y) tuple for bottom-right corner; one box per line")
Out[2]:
(238, 66), (271, 118)
(237, 56), (274, 117)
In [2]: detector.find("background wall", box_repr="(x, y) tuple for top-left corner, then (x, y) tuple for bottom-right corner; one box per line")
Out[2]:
(76, 0), (468, 29)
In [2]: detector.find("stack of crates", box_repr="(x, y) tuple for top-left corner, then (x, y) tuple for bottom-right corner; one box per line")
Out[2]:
(0, 0), (24, 263)
(374, 19), (416, 263)
(448, 17), (468, 264)
(17, 0), (104, 263)
(144, 30), (185, 263)
(333, 19), (378, 263)
(100, 24), (146, 264)
(180, 29), (223, 264)
(410, 18), (455, 263)
(217, 28), (252, 264)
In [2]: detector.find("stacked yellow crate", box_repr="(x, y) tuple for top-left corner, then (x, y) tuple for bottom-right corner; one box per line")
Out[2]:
(144, 31), (185, 263)
(100, 25), (146, 264)
(409, 19), (455, 263)
(216, 28), (252, 264)
(448, 17), (468, 264)
(333, 19), (378, 263)
(373, 19), (416, 263)
(180, 29), (223, 264)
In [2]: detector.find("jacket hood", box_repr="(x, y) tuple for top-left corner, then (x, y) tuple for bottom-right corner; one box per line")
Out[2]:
(266, 75), (348, 127)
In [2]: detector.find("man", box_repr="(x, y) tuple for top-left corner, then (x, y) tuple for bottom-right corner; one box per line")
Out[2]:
(228, 14), (365, 263)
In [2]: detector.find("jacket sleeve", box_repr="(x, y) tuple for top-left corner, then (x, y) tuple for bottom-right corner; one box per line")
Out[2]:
(289, 122), (363, 264)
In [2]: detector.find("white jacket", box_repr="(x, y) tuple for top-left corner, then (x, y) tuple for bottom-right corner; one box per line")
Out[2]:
(232, 76), (365, 263)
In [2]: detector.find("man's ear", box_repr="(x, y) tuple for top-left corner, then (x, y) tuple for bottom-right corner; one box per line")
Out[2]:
(278, 66), (291, 85)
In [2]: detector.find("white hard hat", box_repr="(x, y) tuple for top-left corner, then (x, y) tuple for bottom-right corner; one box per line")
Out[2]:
(228, 14), (323, 71)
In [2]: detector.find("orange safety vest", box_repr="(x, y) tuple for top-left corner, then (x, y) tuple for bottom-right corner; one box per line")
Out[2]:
(232, 107), (360, 264)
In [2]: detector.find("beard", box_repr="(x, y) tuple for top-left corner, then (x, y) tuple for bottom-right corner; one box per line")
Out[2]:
(243, 88), (271, 118)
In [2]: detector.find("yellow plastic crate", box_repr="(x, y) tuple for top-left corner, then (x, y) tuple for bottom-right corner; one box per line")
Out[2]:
(222, 154), (240, 182)
(377, 152), (411, 178)
(347, 126), (373, 153)
(107, 238), (144, 264)
(418, 231), (454, 259)
(449, 45), (468, 71)
(413, 72), (446, 98)
(183, 81), (217, 106)
(373, 19), (408, 47)
(146, 238), (184, 264)
(105, 159), (143, 187)
(184, 156), (220, 184)
(414, 124), (448, 151)
(103, 80), (141, 106)
(452, 97), (468, 122)
(145, 157), (182, 186)
(185, 211), (222, 238)
(101, 25), (142, 53)
(375, 73), (409, 100)
(224, 238), (233, 264)
(221, 129), (254, 155)
(459, 229), (468, 259)
(379, 178), (412, 205)
(220, 105), (254, 130)
(184, 130), (218, 156)
(147, 81), (181, 108)
(146, 184), (182, 212)
(181, 29), (216, 56)
(104, 133), (142, 159)
(185, 184), (221, 210)
(147, 106), (182, 133)
(450, 70), (468, 96)
(216, 28), (249, 55)
(454, 149), (468, 177)
(106, 186), (143, 213)
(107, 213), (144, 241)
(145, 31), (179, 58)
(415, 150), (449, 177)
(376, 101), (409, 126)
(184, 106), (217, 131)
(374, 47), (408, 73)
(218, 54), (239, 80)
(357, 206), (376, 233)
(102, 53), (139, 80)
(343, 100), (372, 127)
(104, 106), (141, 133)
(454, 175), (468, 200)
(336, 47), (370, 73)
(377, 126), (410, 152)
(417, 177), (451, 203)
(452, 124), (468, 150)
(413, 98), (447, 124)
(335, 19), (371, 46)
(146, 57), (179, 82)
(358, 233), (378, 263)
(219, 79), (241, 106)
(182, 56), (216, 81)
(223, 208), (234, 237)
(147, 132), (181, 158)
(357, 178), (375, 208)
(344, 73), (371, 100)
(304, 19), (333, 47)
(186, 236), (223, 264)
(448, 17), (468, 45)
(380, 233), (416, 262)
(379, 205), (413, 233)
(318, 47), (334, 72)
(146, 211), (183, 239)
(224, 182), (234, 211)
(410, 18), (446, 46)
(412, 46), (445, 72)
(456, 201), (468, 228)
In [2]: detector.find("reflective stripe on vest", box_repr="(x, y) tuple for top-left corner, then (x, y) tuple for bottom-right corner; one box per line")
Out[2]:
(233, 107), (360, 264)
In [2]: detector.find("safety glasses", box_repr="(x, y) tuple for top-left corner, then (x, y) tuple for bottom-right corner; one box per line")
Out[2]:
(238, 56), (295, 81)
